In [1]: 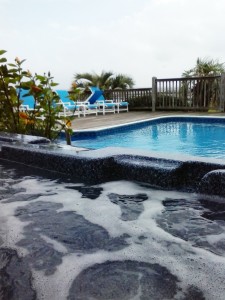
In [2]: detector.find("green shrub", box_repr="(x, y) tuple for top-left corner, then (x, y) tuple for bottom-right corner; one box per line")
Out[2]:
(0, 50), (74, 142)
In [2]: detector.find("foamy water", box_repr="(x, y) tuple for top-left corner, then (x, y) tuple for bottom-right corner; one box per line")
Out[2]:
(1, 161), (225, 299)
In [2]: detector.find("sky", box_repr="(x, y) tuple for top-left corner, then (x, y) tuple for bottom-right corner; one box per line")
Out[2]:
(1, 0), (225, 89)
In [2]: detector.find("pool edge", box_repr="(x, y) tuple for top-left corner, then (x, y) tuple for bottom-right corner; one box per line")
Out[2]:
(1, 142), (225, 197)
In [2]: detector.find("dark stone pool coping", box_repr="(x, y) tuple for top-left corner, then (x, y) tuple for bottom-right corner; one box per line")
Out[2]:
(0, 133), (225, 197)
(0, 131), (50, 144)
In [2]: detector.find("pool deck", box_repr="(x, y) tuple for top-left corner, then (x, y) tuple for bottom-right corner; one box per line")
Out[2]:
(71, 111), (225, 130)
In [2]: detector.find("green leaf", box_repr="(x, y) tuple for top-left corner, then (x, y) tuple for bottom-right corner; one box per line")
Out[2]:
(8, 63), (16, 67)
(9, 78), (17, 84)
(35, 75), (45, 81)
(50, 82), (59, 87)
(0, 58), (7, 63)
(0, 50), (7, 56)
(7, 68), (19, 73)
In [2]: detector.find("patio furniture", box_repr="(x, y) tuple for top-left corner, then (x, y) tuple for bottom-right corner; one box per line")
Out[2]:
(56, 90), (98, 117)
(55, 90), (82, 117)
(115, 100), (129, 113)
(87, 87), (116, 115)
(18, 89), (36, 111)
(17, 88), (45, 121)
(88, 87), (128, 114)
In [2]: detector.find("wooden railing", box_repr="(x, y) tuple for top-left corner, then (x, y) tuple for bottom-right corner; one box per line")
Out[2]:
(152, 75), (222, 111)
(69, 74), (225, 112)
(69, 88), (152, 109)
(104, 88), (152, 109)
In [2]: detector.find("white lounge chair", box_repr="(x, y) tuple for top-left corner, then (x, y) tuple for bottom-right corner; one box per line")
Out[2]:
(18, 89), (38, 111)
(17, 89), (45, 121)
(56, 90), (98, 117)
(86, 87), (116, 115)
(55, 90), (82, 117)
(87, 87), (128, 114)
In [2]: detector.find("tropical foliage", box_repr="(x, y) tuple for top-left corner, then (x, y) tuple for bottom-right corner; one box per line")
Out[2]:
(72, 70), (134, 91)
(0, 50), (73, 142)
(181, 57), (224, 109)
(182, 57), (225, 77)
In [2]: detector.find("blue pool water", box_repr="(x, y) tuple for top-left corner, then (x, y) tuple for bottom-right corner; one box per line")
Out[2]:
(71, 117), (225, 159)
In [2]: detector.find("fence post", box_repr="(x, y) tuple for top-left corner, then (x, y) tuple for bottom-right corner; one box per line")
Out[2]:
(220, 73), (225, 112)
(152, 77), (157, 112)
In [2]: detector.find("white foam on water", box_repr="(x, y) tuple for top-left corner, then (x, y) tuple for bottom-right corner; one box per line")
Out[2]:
(12, 177), (52, 193)
(64, 181), (167, 238)
(0, 200), (31, 256)
(40, 234), (68, 254)
(32, 250), (130, 300)
(206, 232), (225, 244)
(1, 174), (225, 299)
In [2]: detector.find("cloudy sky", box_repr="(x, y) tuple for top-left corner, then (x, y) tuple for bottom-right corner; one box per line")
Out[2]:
(1, 0), (225, 89)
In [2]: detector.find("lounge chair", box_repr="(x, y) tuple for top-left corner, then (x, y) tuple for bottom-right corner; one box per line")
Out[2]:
(56, 90), (98, 117)
(115, 99), (129, 113)
(73, 87), (99, 117)
(79, 103), (98, 117)
(87, 87), (129, 114)
(55, 90), (81, 117)
(17, 89), (36, 111)
(105, 93), (129, 113)
(87, 87), (116, 115)
(17, 88), (45, 121)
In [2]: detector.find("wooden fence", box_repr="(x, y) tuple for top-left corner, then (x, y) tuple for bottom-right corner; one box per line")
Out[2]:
(70, 88), (152, 109)
(105, 75), (224, 111)
(104, 88), (152, 109)
(70, 74), (225, 112)
(152, 75), (222, 111)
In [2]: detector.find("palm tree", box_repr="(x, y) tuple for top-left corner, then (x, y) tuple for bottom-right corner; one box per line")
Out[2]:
(72, 71), (134, 91)
(182, 57), (225, 77)
(182, 58), (225, 108)
(108, 74), (135, 90)
(74, 71), (113, 90)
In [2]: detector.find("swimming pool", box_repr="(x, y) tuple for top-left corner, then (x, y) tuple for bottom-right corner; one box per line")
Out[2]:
(70, 116), (225, 159)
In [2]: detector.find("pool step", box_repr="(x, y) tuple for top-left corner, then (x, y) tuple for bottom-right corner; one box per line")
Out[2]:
(114, 156), (181, 189)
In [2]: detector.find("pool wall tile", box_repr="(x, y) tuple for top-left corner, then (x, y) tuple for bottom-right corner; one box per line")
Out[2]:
(198, 170), (225, 195)
(1, 143), (225, 197)
(113, 156), (182, 189)
(0, 131), (50, 144)
(0, 144), (118, 184)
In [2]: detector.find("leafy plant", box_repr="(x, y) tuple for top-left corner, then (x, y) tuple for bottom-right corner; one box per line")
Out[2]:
(0, 50), (74, 143)
(72, 70), (134, 91)
(183, 57), (225, 77)
(181, 57), (224, 108)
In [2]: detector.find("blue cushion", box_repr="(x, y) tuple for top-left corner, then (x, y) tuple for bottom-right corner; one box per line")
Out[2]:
(87, 104), (98, 109)
(105, 103), (115, 108)
(119, 102), (128, 107)
(56, 90), (75, 106)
